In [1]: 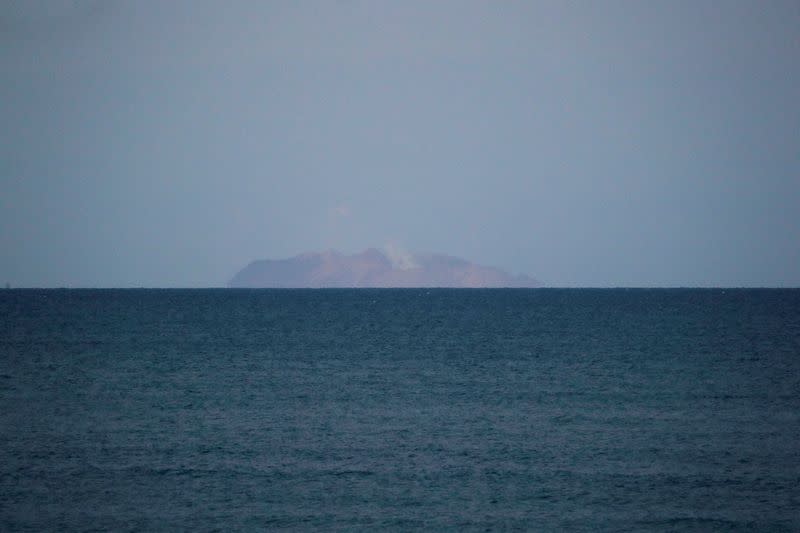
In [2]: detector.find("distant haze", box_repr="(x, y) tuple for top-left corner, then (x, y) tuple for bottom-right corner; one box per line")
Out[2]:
(1, 1), (798, 287)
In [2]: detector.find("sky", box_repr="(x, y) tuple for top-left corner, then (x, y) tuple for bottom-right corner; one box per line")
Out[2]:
(1, 0), (799, 287)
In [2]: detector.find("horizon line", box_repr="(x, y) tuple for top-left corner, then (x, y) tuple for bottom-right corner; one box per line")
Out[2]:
(2, 286), (799, 290)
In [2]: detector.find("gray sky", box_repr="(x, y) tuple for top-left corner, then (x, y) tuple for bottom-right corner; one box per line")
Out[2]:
(1, 0), (798, 287)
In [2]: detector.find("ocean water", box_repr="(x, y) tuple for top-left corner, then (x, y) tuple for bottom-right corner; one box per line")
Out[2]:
(1, 289), (799, 531)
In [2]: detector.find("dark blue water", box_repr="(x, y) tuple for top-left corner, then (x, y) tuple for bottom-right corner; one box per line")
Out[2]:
(1, 289), (799, 531)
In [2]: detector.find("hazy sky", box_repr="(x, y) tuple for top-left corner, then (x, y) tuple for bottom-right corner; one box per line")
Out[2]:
(1, 0), (799, 287)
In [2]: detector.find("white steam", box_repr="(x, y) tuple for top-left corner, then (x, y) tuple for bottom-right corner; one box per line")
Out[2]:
(384, 242), (418, 270)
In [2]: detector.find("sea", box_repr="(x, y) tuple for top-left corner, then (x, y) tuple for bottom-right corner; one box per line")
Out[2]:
(1, 289), (799, 531)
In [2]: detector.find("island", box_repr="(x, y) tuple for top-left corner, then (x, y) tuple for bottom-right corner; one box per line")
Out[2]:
(228, 248), (540, 288)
